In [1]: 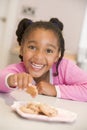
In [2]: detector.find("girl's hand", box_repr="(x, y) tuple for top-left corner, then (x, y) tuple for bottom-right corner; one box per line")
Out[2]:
(7, 72), (38, 97)
(37, 81), (57, 97)
(7, 72), (33, 89)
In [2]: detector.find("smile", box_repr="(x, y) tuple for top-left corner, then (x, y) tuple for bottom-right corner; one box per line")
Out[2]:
(31, 62), (45, 70)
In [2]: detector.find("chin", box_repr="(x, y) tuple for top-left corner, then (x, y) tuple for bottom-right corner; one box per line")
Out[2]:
(33, 75), (41, 78)
(29, 70), (43, 77)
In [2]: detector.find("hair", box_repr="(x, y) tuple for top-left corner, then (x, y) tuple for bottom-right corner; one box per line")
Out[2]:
(16, 18), (65, 76)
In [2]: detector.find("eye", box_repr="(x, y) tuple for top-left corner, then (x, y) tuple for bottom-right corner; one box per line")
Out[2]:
(46, 49), (53, 53)
(28, 45), (36, 50)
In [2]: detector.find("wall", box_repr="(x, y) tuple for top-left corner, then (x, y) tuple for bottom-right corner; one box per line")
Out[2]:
(77, 4), (87, 71)
(0, 0), (87, 69)
(14, 0), (87, 54)
(0, 0), (19, 69)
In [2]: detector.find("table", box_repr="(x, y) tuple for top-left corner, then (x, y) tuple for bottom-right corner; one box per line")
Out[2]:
(0, 90), (87, 130)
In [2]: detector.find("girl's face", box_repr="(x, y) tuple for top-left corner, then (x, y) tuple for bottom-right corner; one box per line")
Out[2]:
(20, 28), (59, 78)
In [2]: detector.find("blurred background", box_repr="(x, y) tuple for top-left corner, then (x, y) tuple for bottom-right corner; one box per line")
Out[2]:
(0, 0), (87, 71)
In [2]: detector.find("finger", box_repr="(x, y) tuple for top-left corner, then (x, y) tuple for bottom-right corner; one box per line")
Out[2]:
(17, 74), (23, 89)
(37, 85), (43, 95)
(13, 74), (18, 86)
(28, 74), (33, 85)
(17, 73), (32, 90)
(22, 74), (29, 89)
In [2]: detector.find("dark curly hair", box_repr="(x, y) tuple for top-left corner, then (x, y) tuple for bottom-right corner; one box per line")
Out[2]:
(16, 18), (65, 76)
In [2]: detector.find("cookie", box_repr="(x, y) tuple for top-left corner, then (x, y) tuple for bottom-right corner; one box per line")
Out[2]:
(39, 103), (58, 117)
(20, 102), (58, 117)
(20, 105), (38, 114)
(26, 85), (38, 97)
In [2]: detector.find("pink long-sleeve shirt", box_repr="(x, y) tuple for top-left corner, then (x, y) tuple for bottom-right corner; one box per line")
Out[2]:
(0, 58), (87, 101)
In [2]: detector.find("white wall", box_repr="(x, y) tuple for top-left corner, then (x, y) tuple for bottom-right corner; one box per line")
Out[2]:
(0, 0), (19, 69)
(0, 0), (87, 69)
(15, 0), (87, 54)
(77, 4), (87, 71)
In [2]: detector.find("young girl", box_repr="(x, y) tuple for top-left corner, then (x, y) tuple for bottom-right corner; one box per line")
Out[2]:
(0, 18), (87, 101)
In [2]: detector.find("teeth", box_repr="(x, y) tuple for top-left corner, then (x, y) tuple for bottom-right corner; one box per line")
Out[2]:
(32, 63), (44, 69)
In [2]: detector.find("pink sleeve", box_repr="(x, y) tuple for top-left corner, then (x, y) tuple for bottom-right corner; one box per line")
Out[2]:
(0, 70), (15, 92)
(56, 59), (87, 101)
(0, 71), (14, 92)
(0, 63), (25, 93)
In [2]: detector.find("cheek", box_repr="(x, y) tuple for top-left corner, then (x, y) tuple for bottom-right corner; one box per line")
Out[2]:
(22, 51), (31, 61)
(47, 58), (56, 67)
(47, 54), (59, 66)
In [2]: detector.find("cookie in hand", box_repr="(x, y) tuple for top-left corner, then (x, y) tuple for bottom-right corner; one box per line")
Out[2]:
(26, 85), (38, 97)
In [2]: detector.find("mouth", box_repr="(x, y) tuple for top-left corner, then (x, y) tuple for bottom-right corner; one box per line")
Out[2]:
(30, 62), (45, 71)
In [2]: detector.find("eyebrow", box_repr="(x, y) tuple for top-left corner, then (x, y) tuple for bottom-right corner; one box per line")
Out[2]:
(47, 43), (58, 49)
(28, 40), (36, 43)
(27, 40), (58, 49)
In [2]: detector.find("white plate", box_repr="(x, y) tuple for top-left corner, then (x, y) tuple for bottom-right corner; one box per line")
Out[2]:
(11, 101), (77, 123)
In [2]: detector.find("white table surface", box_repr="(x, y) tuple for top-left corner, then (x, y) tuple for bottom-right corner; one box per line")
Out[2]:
(0, 90), (87, 130)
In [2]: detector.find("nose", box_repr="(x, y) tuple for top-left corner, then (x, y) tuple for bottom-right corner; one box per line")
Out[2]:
(34, 50), (44, 60)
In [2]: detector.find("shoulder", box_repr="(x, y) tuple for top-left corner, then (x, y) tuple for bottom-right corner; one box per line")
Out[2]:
(1, 62), (26, 73)
(52, 58), (78, 75)
(53, 58), (75, 69)
(59, 58), (76, 68)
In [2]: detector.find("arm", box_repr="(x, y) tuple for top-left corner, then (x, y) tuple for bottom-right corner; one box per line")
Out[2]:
(0, 62), (38, 97)
(0, 62), (24, 92)
(56, 59), (87, 101)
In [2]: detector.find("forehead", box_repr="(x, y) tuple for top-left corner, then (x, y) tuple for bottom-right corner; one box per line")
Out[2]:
(22, 27), (60, 49)
(27, 28), (58, 39)
(28, 28), (58, 44)
(27, 29), (59, 49)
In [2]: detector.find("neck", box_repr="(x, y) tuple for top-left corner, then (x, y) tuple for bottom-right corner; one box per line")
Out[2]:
(34, 71), (49, 84)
